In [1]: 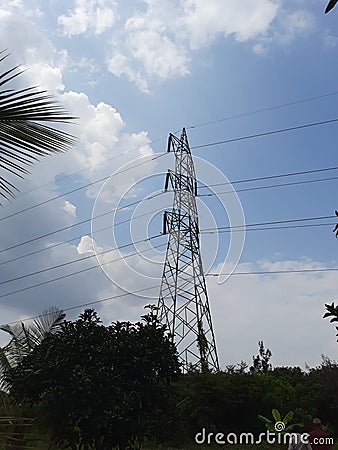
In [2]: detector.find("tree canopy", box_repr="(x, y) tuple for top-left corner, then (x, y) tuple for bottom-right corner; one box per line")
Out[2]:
(6, 307), (180, 450)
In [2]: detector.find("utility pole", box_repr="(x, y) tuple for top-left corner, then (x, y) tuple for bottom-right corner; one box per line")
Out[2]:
(157, 128), (219, 372)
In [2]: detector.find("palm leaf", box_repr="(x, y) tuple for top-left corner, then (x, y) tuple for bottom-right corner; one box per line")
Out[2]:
(0, 307), (65, 391)
(0, 51), (76, 202)
(283, 410), (294, 425)
(272, 408), (281, 423)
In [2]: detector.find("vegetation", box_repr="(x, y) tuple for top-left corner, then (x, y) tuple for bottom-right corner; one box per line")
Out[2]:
(5, 307), (180, 450)
(324, 302), (338, 341)
(0, 308), (336, 449)
(0, 51), (76, 203)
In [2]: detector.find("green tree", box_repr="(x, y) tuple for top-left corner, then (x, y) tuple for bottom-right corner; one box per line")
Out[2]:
(6, 307), (180, 450)
(250, 340), (272, 373)
(0, 51), (76, 203)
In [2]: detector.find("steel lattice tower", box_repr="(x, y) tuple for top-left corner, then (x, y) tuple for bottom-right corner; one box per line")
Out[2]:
(157, 128), (219, 372)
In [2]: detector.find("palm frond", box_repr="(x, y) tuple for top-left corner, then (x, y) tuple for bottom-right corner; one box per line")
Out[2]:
(0, 307), (65, 377)
(0, 51), (77, 202)
(27, 306), (66, 345)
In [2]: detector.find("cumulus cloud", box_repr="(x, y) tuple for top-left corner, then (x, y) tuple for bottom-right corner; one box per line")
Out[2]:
(77, 235), (95, 254)
(56, 0), (319, 92)
(0, 1), (155, 339)
(58, 0), (117, 36)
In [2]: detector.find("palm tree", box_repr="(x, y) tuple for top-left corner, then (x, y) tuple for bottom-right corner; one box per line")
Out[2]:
(0, 51), (76, 203)
(0, 307), (65, 449)
(0, 306), (66, 390)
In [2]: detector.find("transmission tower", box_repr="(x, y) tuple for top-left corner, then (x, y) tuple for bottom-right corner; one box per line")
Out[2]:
(157, 128), (219, 372)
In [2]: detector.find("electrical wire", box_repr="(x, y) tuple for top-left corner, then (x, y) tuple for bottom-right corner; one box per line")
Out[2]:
(186, 90), (338, 130)
(12, 89), (338, 202)
(1, 214), (336, 291)
(3, 262), (338, 327)
(0, 190), (166, 253)
(200, 222), (335, 234)
(206, 267), (338, 276)
(3, 115), (338, 221)
(0, 234), (163, 286)
(14, 135), (168, 200)
(198, 175), (338, 197)
(0, 153), (167, 222)
(2, 284), (161, 326)
(198, 165), (338, 189)
(0, 204), (166, 267)
(201, 214), (336, 232)
(3, 163), (338, 255)
(191, 118), (338, 150)
(0, 238), (165, 299)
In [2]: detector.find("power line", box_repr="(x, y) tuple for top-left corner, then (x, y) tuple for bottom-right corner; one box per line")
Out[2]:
(2, 285), (160, 327)
(0, 205), (166, 267)
(0, 234), (163, 286)
(0, 190), (166, 253)
(198, 165), (338, 189)
(200, 222), (335, 234)
(1, 202), (335, 271)
(0, 153), (167, 222)
(12, 89), (338, 201)
(3, 116), (338, 222)
(14, 135), (168, 200)
(198, 175), (338, 197)
(1, 207), (335, 261)
(206, 267), (338, 276)
(202, 214), (336, 232)
(191, 118), (338, 150)
(187, 90), (338, 130)
(1, 214), (336, 292)
(0, 238), (165, 299)
(3, 162), (338, 255)
(3, 263), (338, 327)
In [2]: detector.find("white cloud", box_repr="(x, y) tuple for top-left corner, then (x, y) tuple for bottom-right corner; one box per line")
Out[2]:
(58, 0), (117, 36)
(105, 0), (277, 90)
(0, 6), (64, 92)
(179, 0), (279, 49)
(58, 91), (154, 201)
(63, 200), (77, 218)
(77, 235), (95, 254)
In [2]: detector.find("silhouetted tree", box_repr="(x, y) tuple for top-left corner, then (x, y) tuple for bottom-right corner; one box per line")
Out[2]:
(250, 340), (272, 373)
(324, 302), (338, 341)
(7, 307), (180, 450)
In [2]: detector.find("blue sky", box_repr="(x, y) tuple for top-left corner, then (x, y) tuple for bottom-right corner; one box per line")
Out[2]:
(0, 0), (338, 369)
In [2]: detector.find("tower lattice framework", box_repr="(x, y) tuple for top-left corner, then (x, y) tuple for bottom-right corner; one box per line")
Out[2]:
(157, 128), (219, 372)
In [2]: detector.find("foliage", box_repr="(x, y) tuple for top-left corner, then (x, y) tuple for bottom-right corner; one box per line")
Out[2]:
(0, 308), (65, 450)
(250, 340), (272, 373)
(258, 408), (302, 433)
(324, 302), (338, 341)
(0, 51), (76, 203)
(7, 307), (180, 450)
(0, 307), (65, 391)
